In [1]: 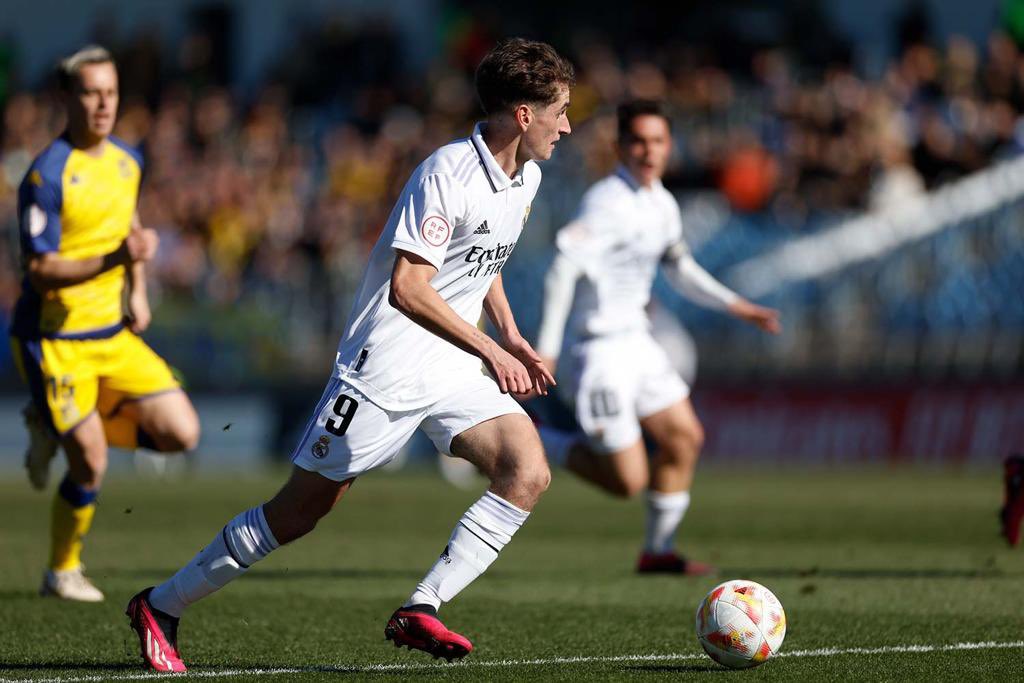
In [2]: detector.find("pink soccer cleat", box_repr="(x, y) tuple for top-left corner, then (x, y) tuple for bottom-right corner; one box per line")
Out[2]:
(125, 587), (187, 673)
(637, 551), (718, 576)
(384, 604), (473, 662)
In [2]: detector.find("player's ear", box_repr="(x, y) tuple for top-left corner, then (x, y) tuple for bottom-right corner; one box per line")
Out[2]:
(514, 103), (532, 132)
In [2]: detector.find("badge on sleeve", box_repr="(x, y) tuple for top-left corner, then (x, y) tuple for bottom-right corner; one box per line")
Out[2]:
(421, 215), (451, 247)
(26, 204), (47, 238)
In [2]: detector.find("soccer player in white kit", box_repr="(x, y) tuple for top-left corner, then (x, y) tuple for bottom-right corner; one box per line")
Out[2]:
(124, 39), (574, 672)
(535, 100), (780, 575)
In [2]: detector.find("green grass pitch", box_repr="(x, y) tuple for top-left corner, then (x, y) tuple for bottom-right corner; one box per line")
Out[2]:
(0, 466), (1021, 681)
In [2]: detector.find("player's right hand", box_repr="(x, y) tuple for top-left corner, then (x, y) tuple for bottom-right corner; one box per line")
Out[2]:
(123, 227), (159, 262)
(484, 343), (535, 396)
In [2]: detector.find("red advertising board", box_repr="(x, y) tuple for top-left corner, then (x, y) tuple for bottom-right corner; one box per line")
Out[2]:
(694, 385), (1024, 466)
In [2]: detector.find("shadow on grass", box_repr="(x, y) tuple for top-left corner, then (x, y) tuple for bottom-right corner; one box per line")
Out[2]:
(0, 662), (139, 672)
(624, 664), (728, 674)
(721, 567), (1008, 580)
(0, 661), (457, 678)
(99, 567), (425, 581)
(0, 590), (39, 601)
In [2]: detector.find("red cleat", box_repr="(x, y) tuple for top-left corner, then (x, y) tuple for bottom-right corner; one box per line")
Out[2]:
(637, 551), (718, 576)
(384, 604), (473, 661)
(1001, 454), (1024, 547)
(125, 587), (187, 673)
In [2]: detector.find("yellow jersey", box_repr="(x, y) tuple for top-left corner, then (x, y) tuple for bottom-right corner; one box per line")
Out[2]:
(12, 134), (143, 339)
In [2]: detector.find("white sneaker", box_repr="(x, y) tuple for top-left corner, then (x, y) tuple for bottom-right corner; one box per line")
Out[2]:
(40, 567), (105, 602)
(23, 403), (58, 490)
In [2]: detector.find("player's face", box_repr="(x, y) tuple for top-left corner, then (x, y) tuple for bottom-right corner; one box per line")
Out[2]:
(67, 62), (119, 142)
(619, 114), (672, 187)
(522, 85), (572, 162)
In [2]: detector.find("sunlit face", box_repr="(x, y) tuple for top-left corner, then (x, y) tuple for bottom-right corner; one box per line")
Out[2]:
(66, 61), (119, 143)
(520, 84), (572, 162)
(618, 114), (672, 187)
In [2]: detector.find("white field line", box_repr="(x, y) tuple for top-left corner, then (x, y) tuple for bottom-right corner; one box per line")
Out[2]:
(1, 639), (1021, 682)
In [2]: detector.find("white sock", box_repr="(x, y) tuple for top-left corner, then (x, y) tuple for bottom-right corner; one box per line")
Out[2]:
(644, 490), (690, 554)
(149, 506), (279, 617)
(537, 424), (579, 467)
(405, 491), (529, 610)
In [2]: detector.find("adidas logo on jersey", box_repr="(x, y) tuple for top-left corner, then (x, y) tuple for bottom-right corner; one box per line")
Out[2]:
(473, 221), (490, 235)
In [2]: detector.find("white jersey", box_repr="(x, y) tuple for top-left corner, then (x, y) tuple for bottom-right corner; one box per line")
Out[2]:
(536, 166), (738, 358)
(334, 123), (540, 411)
(557, 166), (684, 340)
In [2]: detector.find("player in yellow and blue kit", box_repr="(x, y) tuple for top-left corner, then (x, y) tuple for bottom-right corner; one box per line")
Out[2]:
(10, 46), (201, 602)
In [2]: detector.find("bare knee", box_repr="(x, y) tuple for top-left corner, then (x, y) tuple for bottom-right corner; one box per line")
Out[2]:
(135, 393), (201, 452)
(63, 428), (108, 488)
(659, 420), (704, 465)
(158, 416), (201, 452)
(525, 459), (552, 498)
(70, 457), (107, 489)
(512, 456), (551, 498)
(490, 451), (550, 508)
(608, 469), (647, 499)
(682, 420), (704, 454)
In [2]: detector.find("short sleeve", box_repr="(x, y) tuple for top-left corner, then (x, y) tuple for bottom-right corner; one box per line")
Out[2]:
(110, 135), (145, 179)
(390, 173), (467, 270)
(18, 167), (62, 255)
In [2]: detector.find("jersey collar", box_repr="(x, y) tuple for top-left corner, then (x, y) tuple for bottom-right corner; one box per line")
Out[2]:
(471, 122), (524, 192)
(615, 165), (661, 193)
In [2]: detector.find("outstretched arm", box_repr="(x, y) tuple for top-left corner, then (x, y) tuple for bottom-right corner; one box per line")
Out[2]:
(663, 248), (781, 334)
(484, 273), (555, 399)
(389, 250), (538, 396)
(535, 251), (582, 374)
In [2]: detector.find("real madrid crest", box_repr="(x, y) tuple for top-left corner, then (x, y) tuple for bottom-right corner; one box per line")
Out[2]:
(311, 435), (330, 459)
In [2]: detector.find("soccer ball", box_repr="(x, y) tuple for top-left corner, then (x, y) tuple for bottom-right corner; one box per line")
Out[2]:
(695, 579), (786, 669)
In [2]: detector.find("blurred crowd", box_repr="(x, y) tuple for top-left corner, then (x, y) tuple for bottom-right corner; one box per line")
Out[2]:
(2, 16), (1024, 381)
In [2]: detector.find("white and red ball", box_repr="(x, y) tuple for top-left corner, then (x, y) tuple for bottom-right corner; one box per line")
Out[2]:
(695, 579), (786, 669)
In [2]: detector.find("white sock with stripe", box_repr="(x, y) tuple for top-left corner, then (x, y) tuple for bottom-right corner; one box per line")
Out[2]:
(405, 491), (529, 610)
(644, 490), (691, 554)
(149, 506), (279, 617)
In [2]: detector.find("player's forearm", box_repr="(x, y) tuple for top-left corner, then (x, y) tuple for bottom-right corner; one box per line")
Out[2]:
(535, 252), (580, 357)
(664, 254), (739, 311)
(390, 277), (499, 362)
(27, 247), (129, 291)
(483, 275), (521, 342)
(127, 260), (147, 295)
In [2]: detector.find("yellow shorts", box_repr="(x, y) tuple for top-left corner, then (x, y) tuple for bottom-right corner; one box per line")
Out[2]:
(11, 329), (181, 435)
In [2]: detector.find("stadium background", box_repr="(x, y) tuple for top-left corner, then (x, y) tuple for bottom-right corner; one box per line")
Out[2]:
(1, 0), (1022, 469)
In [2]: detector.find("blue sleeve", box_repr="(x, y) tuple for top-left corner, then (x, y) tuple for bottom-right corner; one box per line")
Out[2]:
(110, 135), (145, 179)
(18, 167), (63, 255)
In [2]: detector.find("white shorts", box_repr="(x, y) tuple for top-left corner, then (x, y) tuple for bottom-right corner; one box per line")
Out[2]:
(291, 372), (526, 481)
(567, 331), (690, 453)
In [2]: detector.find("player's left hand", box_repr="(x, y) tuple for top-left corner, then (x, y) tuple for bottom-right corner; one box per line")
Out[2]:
(730, 300), (782, 335)
(503, 332), (556, 400)
(126, 291), (152, 333)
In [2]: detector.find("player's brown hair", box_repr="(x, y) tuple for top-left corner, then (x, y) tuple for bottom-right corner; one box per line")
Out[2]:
(475, 38), (575, 115)
(57, 45), (115, 91)
(617, 99), (673, 141)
